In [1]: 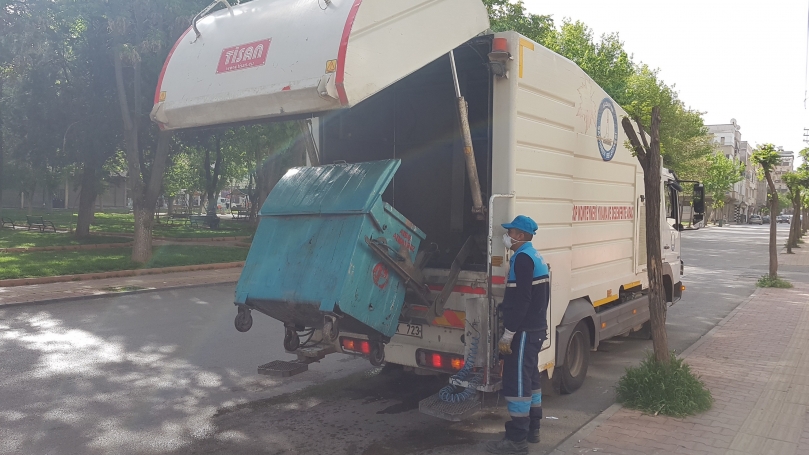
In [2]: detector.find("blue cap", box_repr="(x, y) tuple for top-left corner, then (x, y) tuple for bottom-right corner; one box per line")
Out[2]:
(501, 215), (537, 235)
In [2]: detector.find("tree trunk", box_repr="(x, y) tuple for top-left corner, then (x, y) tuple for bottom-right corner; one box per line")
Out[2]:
(76, 163), (99, 238)
(803, 201), (809, 234)
(167, 196), (174, 215)
(622, 107), (669, 365)
(789, 190), (801, 249)
(764, 172), (778, 278)
(205, 135), (224, 216)
(26, 184), (35, 215)
(114, 46), (173, 263)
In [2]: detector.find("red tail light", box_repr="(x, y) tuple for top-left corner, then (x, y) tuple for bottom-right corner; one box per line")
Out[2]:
(341, 339), (355, 351)
(432, 353), (443, 369)
(417, 349), (465, 372)
(341, 337), (374, 356)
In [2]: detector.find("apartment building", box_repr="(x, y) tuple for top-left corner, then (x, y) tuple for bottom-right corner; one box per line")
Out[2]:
(707, 119), (748, 222)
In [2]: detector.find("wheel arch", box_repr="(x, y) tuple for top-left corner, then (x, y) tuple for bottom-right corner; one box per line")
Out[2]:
(556, 298), (596, 369)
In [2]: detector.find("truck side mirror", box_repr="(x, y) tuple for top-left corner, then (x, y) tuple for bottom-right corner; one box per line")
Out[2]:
(692, 184), (705, 215)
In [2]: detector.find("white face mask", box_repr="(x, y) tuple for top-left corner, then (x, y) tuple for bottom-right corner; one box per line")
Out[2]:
(503, 233), (518, 249)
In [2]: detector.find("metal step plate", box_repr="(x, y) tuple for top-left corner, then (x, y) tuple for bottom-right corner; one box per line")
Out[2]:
(257, 360), (308, 377)
(419, 392), (481, 422)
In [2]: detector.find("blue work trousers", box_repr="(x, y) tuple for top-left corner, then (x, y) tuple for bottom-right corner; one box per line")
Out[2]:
(502, 331), (545, 442)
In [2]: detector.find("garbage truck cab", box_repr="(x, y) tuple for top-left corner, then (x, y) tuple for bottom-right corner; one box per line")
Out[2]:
(152, 0), (692, 420)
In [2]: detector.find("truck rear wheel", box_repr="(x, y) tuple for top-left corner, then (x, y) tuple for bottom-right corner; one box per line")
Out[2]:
(559, 320), (590, 394)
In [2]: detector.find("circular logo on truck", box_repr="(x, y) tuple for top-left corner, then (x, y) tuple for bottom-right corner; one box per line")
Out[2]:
(372, 263), (389, 290)
(597, 98), (618, 161)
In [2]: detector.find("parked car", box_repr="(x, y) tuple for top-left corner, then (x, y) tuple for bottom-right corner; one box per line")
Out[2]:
(748, 215), (763, 225)
(762, 215), (771, 224)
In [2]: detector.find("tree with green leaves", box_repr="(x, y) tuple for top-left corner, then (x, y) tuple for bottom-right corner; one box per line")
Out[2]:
(782, 171), (807, 253)
(162, 151), (196, 215)
(784, 148), (809, 251)
(703, 152), (744, 224)
(99, 0), (199, 262)
(752, 144), (782, 279)
(483, 0), (553, 43)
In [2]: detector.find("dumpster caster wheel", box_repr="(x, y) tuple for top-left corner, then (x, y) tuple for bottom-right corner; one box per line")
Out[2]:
(323, 317), (339, 342)
(369, 342), (385, 366)
(283, 328), (300, 351)
(235, 307), (252, 332)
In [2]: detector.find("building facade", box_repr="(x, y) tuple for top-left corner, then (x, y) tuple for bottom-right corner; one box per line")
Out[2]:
(738, 141), (759, 216)
(773, 147), (794, 193)
(707, 119), (749, 222)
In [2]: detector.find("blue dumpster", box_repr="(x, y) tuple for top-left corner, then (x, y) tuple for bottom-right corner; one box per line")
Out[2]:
(234, 159), (426, 339)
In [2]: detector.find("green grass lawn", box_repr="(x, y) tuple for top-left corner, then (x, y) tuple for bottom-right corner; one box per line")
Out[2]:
(0, 244), (248, 280)
(0, 209), (255, 238)
(0, 230), (131, 249)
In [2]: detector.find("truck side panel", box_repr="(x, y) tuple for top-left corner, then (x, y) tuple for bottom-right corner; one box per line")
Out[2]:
(492, 32), (649, 372)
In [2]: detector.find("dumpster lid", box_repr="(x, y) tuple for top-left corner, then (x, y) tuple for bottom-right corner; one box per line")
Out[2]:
(150, 0), (490, 130)
(261, 160), (401, 215)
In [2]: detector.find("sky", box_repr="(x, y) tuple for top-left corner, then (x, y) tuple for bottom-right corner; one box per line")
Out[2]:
(524, 0), (808, 166)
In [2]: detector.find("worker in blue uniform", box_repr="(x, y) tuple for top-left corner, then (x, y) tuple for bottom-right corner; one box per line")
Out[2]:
(486, 215), (550, 455)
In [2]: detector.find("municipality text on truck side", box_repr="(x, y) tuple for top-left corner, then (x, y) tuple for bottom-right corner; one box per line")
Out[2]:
(151, 0), (703, 420)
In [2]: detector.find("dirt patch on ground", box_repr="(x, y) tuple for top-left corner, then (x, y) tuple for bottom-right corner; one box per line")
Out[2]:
(173, 367), (501, 455)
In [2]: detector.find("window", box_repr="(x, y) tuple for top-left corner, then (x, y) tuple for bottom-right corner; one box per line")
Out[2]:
(720, 137), (726, 145)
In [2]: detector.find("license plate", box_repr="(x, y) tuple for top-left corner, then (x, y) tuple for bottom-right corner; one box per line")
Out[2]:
(396, 323), (423, 338)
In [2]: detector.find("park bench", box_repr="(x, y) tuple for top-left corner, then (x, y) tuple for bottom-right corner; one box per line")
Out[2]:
(1, 217), (16, 229)
(189, 214), (221, 230)
(231, 208), (249, 220)
(26, 216), (57, 232)
(167, 213), (190, 226)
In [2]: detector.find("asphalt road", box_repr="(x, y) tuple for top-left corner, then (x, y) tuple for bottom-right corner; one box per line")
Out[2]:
(0, 223), (800, 454)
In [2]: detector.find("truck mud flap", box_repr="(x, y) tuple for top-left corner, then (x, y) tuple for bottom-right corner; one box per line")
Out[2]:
(595, 294), (650, 341)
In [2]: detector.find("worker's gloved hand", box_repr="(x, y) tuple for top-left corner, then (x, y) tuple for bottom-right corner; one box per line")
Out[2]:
(499, 329), (516, 355)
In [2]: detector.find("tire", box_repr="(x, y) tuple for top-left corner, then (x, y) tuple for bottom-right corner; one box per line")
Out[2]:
(322, 319), (339, 342)
(234, 307), (252, 333)
(369, 342), (385, 366)
(283, 328), (300, 351)
(559, 320), (590, 394)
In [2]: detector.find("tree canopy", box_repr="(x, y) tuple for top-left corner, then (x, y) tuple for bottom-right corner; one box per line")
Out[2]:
(0, 0), (733, 256)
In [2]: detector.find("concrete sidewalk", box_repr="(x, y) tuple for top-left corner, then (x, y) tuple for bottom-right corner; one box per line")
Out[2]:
(552, 275), (809, 453)
(0, 267), (241, 307)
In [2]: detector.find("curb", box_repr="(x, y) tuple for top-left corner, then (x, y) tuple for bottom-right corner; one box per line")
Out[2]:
(549, 288), (761, 454)
(0, 241), (133, 254)
(0, 279), (239, 309)
(0, 261), (244, 287)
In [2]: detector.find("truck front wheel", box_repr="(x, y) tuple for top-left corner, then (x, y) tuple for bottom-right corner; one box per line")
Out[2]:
(559, 320), (590, 394)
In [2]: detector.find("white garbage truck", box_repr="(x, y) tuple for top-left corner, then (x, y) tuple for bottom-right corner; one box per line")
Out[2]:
(151, 0), (697, 420)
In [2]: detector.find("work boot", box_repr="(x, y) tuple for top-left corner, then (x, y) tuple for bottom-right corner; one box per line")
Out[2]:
(485, 438), (528, 454)
(527, 429), (540, 443)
